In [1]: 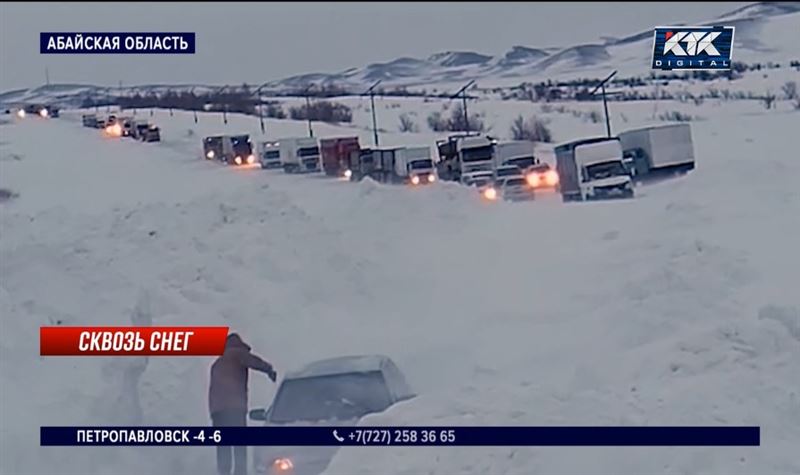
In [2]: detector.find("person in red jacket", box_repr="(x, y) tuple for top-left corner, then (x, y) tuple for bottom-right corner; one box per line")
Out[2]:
(209, 333), (277, 475)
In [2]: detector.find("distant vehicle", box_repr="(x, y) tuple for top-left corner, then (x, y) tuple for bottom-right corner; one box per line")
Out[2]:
(434, 132), (484, 182)
(82, 114), (97, 127)
(249, 355), (415, 475)
(24, 104), (51, 118)
(494, 141), (537, 172)
(497, 176), (535, 202)
(494, 164), (524, 180)
(256, 140), (283, 169)
(351, 146), (436, 185)
(120, 117), (136, 137)
(524, 162), (560, 190)
(555, 137), (634, 201)
(279, 137), (320, 173)
(617, 123), (695, 182)
(456, 135), (497, 176)
(460, 170), (495, 186)
(133, 122), (151, 138)
(203, 135), (226, 161)
(104, 115), (123, 137)
(140, 125), (161, 143)
(320, 137), (360, 178)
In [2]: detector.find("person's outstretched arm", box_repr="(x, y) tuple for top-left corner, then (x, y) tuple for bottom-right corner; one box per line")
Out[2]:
(236, 350), (277, 381)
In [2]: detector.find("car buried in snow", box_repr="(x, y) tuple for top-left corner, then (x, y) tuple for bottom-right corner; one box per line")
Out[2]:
(248, 355), (415, 475)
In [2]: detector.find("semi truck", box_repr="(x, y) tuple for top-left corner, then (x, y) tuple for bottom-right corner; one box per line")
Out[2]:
(320, 137), (361, 178)
(202, 135), (254, 165)
(350, 146), (436, 185)
(257, 140), (282, 169)
(617, 123), (695, 182)
(279, 137), (320, 173)
(435, 133), (496, 182)
(554, 137), (634, 202)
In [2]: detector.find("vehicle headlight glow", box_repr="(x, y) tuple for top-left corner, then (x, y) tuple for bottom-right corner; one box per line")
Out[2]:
(544, 170), (559, 186)
(343, 169), (353, 179)
(17, 109), (25, 118)
(427, 174), (436, 183)
(247, 154), (256, 165)
(526, 173), (540, 187)
(483, 187), (498, 201)
(273, 458), (294, 472)
(206, 150), (215, 159)
(411, 175), (420, 185)
(234, 156), (243, 165)
(39, 108), (49, 118)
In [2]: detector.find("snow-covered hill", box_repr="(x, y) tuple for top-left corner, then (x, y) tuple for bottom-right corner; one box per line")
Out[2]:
(2, 2), (797, 106)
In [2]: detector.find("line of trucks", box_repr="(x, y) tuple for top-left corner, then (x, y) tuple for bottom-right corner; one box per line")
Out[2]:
(81, 113), (161, 142)
(200, 122), (694, 202)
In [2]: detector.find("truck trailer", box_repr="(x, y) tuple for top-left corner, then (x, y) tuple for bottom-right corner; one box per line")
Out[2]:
(555, 137), (634, 202)
(617, 123), (695, 181)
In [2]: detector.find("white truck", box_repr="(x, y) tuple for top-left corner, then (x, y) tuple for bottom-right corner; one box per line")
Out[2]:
(457, 135), (496, 176)
(279, 137), (321, 173)
(617, 123), (695, 182)
(257, 140), (282, 169)
(351, 146), (435, 185)
(555, 137), (634, 202)
(396, 146), (436, 185)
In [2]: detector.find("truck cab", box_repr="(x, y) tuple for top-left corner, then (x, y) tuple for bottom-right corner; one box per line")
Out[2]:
(457, 135), (496, 176)
(279, 137), (320, 173)
(228, 135), (255, 165)
(203, 136), (226, 161)
(320, 137), (360, 178)
(257, 140), (282, 169)
(398, 146), (436, 185)
(555, 137), (633, 201)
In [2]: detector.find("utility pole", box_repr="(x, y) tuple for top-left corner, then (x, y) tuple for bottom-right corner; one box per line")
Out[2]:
(190, 86), (198, 123)
(589, 70), (618, 138)
(118, 80), (123, 111)
(303, 84), (314, 138)
(45, 67), (50, 86)
(450, 80), (476, 133)
(254, 81), (272, 134)
(361, 80), (382, 146)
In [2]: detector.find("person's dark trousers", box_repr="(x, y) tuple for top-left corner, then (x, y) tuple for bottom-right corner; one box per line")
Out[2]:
(211, 409), (248, 475)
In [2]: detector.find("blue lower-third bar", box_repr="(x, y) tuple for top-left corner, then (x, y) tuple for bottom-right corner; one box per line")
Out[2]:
(41, 426), (760, 447)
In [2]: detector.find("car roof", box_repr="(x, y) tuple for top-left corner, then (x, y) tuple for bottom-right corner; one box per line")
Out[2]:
(285, 354), (395, 380)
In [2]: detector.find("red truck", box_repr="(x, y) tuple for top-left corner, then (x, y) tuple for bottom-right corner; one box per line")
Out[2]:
(320, 137), (361, 178)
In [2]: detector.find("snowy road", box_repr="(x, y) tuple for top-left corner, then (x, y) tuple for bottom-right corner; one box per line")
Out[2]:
(1, 107), (799, 475)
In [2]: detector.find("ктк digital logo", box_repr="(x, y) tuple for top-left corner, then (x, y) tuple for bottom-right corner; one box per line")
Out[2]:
(652, 26), (734, 71)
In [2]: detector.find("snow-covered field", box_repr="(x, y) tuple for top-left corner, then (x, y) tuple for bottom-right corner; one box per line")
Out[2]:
(1, 96), (799, 475)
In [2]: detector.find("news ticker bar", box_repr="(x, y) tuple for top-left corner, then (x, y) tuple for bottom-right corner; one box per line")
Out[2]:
(41, 426), (760, 447)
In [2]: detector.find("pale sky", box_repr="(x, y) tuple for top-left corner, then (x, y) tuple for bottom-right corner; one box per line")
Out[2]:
(0, 2), (749, 91)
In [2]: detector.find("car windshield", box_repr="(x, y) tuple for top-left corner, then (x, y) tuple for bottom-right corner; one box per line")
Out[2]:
(269, 371), (392, 423)
(585, 161), (628, 181)
(298, 146), (320, 157)
(409, 159), (433, 170)
(505, 157), (535, 169)
(461, 146), (493, 162)
(505, 177), (527, 187)
(496, 167), (521, 177)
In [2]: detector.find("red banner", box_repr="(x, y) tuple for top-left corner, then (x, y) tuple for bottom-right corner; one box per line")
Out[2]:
(40, 326), (229, 356)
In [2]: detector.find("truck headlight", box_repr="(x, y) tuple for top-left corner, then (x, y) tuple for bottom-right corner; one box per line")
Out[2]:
(483, 187), (498, 201)
(247, 154), (256, 165)
(234, 156), (243, 165)
(206, 150), (215, 159)
(427, 174), (436, 183)
(17, 109), (25, 118)
(343, 169), (353, 179)
(273, 458), (294, 472)
(39, 108), (49, 118)
(411, 175), (420, 185)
